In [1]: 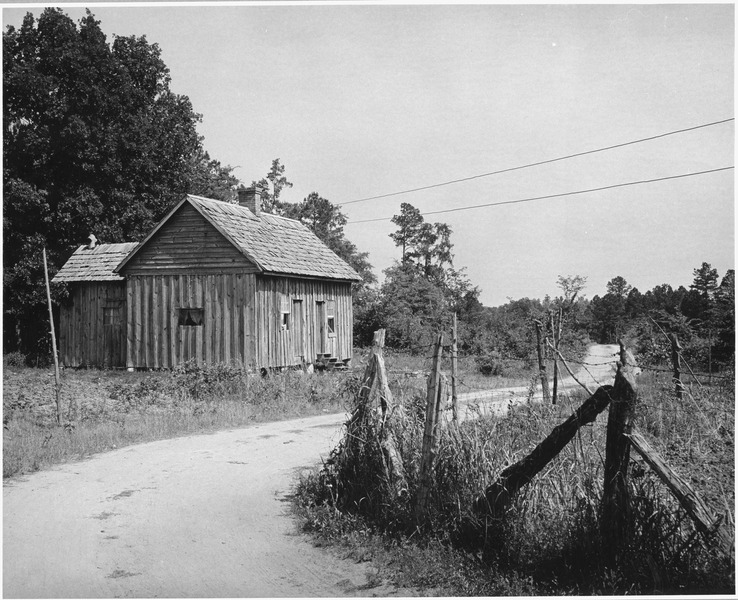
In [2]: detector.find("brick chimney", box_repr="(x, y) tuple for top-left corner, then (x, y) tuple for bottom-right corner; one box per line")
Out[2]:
(238, 186), (262, 216)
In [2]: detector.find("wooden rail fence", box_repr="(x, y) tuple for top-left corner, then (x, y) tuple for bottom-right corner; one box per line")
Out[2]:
(343, 330), (732, 558)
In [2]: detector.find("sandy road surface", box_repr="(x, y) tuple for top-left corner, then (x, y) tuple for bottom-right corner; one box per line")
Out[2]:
(3, 345), (619, 598)
(3, 413), (396, 598)
(452, 343), (619, 420)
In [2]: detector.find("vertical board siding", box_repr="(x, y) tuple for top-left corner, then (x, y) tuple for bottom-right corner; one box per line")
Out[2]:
(59, 281), (126, 368)
(254, 275), (353, 369)
(125, 273), (258, 369)
(115, 273), (353, 370)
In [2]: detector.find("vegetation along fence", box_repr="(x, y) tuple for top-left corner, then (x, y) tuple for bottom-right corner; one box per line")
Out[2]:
(343, 328), (732, 566)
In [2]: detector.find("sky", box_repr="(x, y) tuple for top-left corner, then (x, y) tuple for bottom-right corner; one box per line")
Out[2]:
(3, 3), (734, 306)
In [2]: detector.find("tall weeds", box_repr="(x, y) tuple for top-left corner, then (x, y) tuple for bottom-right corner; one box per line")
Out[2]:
(298, 370), (734, 594)
(3, 362), (357, 478)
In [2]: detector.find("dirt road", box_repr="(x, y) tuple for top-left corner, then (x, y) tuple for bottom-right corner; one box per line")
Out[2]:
(453, 343), (620, 419)
(3, 345), (619, 598)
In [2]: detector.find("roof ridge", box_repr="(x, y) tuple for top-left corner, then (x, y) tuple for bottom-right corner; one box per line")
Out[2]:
(113, 193), (361, 281)
(262, 212), (304, 225)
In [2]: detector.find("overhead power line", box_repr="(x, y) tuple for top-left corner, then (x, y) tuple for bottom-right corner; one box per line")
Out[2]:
(346, 166), (734, 224)
(339, 118), (734, 206)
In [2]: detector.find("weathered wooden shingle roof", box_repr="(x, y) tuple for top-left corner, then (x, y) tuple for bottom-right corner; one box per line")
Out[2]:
(117, 195), (362, 281)
(52, 243), (138, 283)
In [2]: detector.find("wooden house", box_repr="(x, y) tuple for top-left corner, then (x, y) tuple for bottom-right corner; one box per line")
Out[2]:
(53, 242), (138, 368)
(52, 188), (361, 370)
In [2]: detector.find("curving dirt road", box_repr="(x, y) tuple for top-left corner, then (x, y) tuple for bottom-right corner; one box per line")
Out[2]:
(3, 345), (620, 598)
(452, 343), (619, 420)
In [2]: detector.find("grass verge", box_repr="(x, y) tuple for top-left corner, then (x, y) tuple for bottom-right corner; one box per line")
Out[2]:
(3, 360), (359, 478)
(293, 367), (735, 595)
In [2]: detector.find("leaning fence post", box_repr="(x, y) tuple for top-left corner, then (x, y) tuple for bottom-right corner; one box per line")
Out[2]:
(670, 333), (684, 400)
(601, 340), (639, 565)
(344, 329), (407, 498)
(416, 333), (444, 523)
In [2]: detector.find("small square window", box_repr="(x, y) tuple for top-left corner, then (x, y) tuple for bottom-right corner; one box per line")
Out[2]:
(281, 312), (290, 331)
(178, 308), (204, 326)
(327, 316), (335, 335)
(103, 306), (121, 326)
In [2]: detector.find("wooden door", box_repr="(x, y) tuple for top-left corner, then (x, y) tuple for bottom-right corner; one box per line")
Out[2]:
(315, 301), (326, 357)
(103, 304), (124, 368)
(291, 300), (305, 362)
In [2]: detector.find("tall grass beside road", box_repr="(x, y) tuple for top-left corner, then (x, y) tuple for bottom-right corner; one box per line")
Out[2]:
(3, 349), (523, 479)
(295, 368), (734, 595)
(3, 361), (357, 478)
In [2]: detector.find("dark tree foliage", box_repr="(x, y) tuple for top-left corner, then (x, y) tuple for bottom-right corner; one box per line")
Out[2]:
(281, 191), (375, 286)
(389, 202), (453, 282)
(713, 269), (735, 364)
(368, 204), (481, 351)
(586, 264), (734, 373)
(251, 158), (293, 214)
(4, 9), (238, 357)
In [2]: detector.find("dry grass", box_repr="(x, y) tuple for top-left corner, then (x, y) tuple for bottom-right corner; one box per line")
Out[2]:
(352, 347), (534, 392)
(294, 366), (735, 595)
(3, 361), (357, 478)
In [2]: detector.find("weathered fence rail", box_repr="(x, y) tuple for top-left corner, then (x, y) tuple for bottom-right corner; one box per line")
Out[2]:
(345, 330), (732, 560)
(474, 384), (614, 517)
(627, 429), (733, 556)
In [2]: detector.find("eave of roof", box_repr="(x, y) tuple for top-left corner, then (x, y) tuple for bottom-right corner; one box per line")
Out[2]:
(52, 242), (139, 283)
(116, 195), (362, 282)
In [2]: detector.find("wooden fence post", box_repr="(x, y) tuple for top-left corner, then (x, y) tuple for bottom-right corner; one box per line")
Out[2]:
(534, 320), (551, 403)
(549, 309), (563, 405)
(670, 333), (684, 400)
(451, 313), (459, 423)
(344, 329), (407, 498)
(601, 340), (639, 565)
(43, 247), (63, 427)
(416, 333), (444, 523)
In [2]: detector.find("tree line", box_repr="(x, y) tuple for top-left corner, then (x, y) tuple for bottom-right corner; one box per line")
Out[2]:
(4, 9), (238, 356)
(4, 8), (734, 378)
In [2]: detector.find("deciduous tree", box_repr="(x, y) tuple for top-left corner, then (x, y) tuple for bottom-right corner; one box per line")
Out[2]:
(3, 8), (237, 357)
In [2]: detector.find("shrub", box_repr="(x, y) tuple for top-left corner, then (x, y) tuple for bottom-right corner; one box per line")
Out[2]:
(4, 351), (28, 368)
(297, 367), (735, 594)
(476, 351), (505, 376)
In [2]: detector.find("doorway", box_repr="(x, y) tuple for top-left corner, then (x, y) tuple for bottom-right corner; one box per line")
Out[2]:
(291, 299), (305, 362)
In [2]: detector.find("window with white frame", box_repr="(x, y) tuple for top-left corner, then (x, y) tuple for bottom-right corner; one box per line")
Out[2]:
(280, 295), (290, 331)
(326, 299), (336, 337)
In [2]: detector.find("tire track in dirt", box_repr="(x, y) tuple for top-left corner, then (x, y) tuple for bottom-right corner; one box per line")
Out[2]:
(3, 413), (403, 598)
(4, 345), (618, 598)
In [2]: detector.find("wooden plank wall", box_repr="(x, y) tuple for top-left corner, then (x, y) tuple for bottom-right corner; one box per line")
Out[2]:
(123, 203), (259, 274)
(126, 273), (256, 369)
(125, 273), (353, 370)
(59, 281), (127, 367)
(254, 275), (353, 368)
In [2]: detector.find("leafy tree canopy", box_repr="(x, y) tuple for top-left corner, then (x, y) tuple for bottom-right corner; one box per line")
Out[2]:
(4, 8), (237, 355)
(691, 262), (720, 298)
(389, 202), (453, 281)
(251, 158), (293, 214)
(282, 190), (375, 286)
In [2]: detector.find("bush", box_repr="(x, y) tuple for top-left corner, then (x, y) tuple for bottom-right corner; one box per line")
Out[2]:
(296, 368), (735, 594)
(4, 351), (28, 368)
(476, 352), (506, 376)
